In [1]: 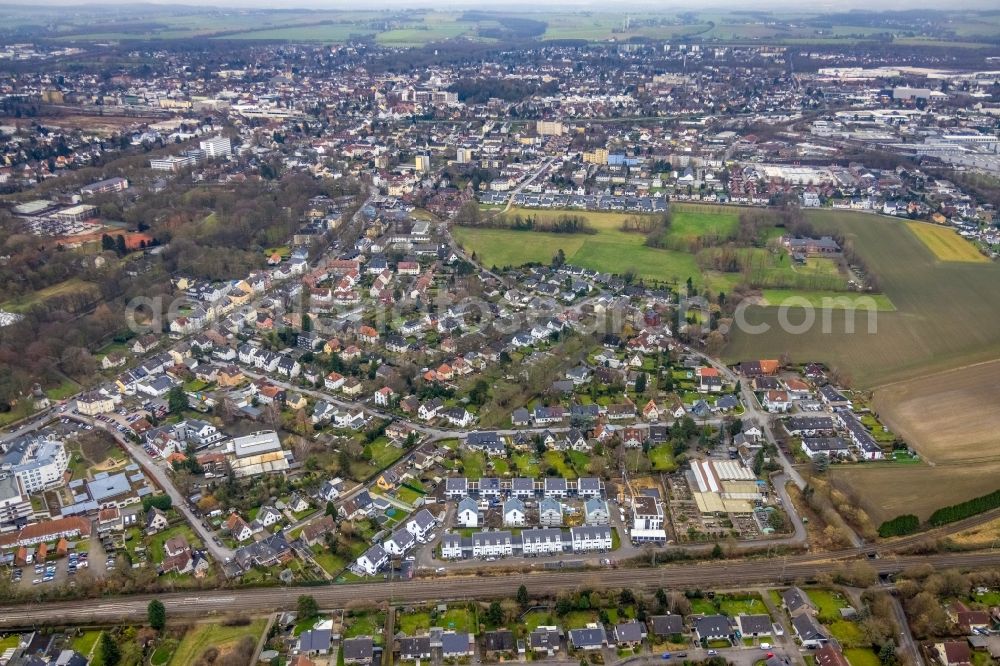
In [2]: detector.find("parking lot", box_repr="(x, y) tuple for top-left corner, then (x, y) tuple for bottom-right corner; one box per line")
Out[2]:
(8, 532), (108, 592)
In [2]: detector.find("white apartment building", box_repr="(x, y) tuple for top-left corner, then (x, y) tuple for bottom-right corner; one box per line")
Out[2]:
(472, 531), (513, 558)
(570, 526), (614, 552)
(521, 528), (564, 556)
(200, 135), (233, 159)
(2, 438), (69, 494)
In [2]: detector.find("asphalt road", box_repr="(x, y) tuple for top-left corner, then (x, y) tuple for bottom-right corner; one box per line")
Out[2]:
(2, 551), (999, 629)
(64, 412), (235, 562)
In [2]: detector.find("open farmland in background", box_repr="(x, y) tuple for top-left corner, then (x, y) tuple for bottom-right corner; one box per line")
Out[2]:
(724, 210), (1000, 388)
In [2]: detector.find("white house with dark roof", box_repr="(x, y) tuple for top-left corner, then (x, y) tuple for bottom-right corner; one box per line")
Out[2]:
(544, 477), (568, 498)
(538, 498), (563, 527)
(521, 528), (564, 556)
(584, 498), (610, 525)
(445, 477), (468, 499)
(569, 626), (608, 650)
(441, 533), (464, 559)
(570, 525), (613, 552)
(511, 477), (535, 498)
(472, 530), (513, 558)
(356, 544), (389, 576)
(457, 497), (478, 528)
(405, 508), (437, 541)
(383, 527), (416, 556)
(503, 498), (526, 527)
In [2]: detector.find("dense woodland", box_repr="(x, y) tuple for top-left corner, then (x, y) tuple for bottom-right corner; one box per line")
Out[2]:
(0, 168), (362, 414)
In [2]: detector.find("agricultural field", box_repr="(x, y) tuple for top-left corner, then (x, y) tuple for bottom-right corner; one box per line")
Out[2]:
(906, 222), (988, 263)
(169, 620), (266, 666)
(829, 462), (1000, 525)
(724, 210), (1000, 388)
(873, 360), (1000, 465)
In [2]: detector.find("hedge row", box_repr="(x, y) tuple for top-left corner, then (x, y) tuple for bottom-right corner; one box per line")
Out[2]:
(878, 514), (920, 538)
(929, 489), (1000, 526)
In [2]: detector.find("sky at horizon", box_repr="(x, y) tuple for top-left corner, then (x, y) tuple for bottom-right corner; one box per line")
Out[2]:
(1, 0), (995, 9)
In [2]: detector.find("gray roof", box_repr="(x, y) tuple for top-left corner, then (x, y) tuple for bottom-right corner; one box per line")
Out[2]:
(544, 477), (567, 491)
(521, 528), (563, 544)
(473, 531), (512, 547)
(577, 477), (601, 491)
(539, 497), (562, 514)
(782, 587), (814, 614)
(503, 497), (525, 513)
(614, 621), (645, 643)
(569, 626), (607, 648)
(530, 627), (561, 650)
(738, 614), (773, 635)
(409, 508), (436, 530)
(440, 632), (473, 655)
(342, 636), (374, 661)
(693, 615), (732, 639)
(792, 613), (827, 641)
(445, 477), (468, 492)
(511, 477), (535, 492)
(298, 628), (332, 652)
(398, 636), (431, 657)
(87, 473), (132, 503)
(570, 525), (612, 540)
(479, 477), (500, 492)
(650, 615), (684, 636)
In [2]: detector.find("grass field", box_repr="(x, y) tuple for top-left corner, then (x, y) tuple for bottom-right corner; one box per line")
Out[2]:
(906, 222), (987, 263)
(453, 206), (742, 291)
(758, 289), (895, 311)
(169, 620), (266, 666)
(668, 203), (740, 242)
(1, 278), (98, 313)
(724, 210), (1000, 388)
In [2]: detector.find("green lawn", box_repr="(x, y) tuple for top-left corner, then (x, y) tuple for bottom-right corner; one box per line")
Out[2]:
(460, 450), (486, 479)
(169, 620), (266, 666)
(562, 610), (600, 629)
(438, 607), (476, 633)
(844, 648), (882, 666)
(46, 377), (81, 400)
(804, 589), (851, 623)
(828, 620), (865, 647)
(150, 639), (177, 666)
(759, 289), (895, 311)
(344, 611), (385, 641)
(365, 437), (405, 469)
(649, 444), (677, 472)
(718, 594), (767, 617)
(1, 277), (98, 313)
(725, 210), (1000, 388)
(0, 635), (22, 650)
(453, 209), (707, 289)
(398, 610), (433, 635)
(312, 546), (348, 576)
(512, 453), (541, 477)
(523, 610), (558, 633)
(668, 204), (741, 242)
(543, 450), (578, 479)
(148, 525), (203, 565)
